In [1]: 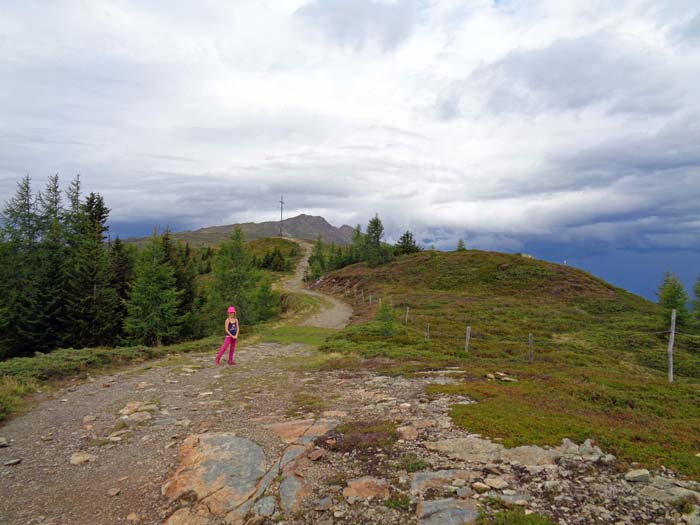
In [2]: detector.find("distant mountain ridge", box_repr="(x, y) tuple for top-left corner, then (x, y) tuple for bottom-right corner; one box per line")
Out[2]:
(126, 214), (355, 248)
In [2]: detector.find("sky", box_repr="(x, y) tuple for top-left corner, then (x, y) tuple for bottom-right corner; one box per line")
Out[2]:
(1, 0), (699, 300)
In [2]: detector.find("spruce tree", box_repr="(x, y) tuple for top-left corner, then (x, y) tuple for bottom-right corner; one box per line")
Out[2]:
(1, 176), (42, 355)
(456, 238), (466, 252)
(692, 275), (700, 323)
(65, 192), (120, 347)
(366, 214), (387, 267)
(35, 175), (68, 348)
(657, 271), (690, 327)
(125, 233), (181, 346)
(109, 237), (136, 341)
(395, 230), (420, 255)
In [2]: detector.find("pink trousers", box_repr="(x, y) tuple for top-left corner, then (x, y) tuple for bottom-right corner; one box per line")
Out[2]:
(215, 336), (237, 365)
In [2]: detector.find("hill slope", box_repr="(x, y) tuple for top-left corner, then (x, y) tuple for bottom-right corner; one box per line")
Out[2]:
(312, 249), (700, 477)
(126, 214), (354, 248)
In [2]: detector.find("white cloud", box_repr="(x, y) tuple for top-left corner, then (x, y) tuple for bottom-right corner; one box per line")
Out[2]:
(1, 0), (699, 252)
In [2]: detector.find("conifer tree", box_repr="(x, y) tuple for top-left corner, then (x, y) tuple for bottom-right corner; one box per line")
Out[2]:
(109, 237), (135, 340)
(456, 238), (466, 252)
(65, 192), (120, 347)
(35, 175), (68, 348)
(125, 233), (181, 346)
(395, 230), (420, 255)
(657, 271), (690, 327)
(366, 214), (389, 267)
(208, 227), (257, 326)
(692, 275), (700, 324)
(0, 176), (42, 355)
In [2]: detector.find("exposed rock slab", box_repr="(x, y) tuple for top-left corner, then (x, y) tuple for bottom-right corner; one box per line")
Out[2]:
(162, 433), (267, 517)
(416, 498), (479, 525)
(343, 476), (390, 503)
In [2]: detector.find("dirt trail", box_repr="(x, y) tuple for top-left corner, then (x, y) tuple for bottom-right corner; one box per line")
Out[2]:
(1, 242), (698, 525)
(281, 239), (352, 329)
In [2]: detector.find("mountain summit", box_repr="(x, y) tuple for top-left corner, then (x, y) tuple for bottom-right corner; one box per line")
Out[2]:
(128, 214), (355, 247)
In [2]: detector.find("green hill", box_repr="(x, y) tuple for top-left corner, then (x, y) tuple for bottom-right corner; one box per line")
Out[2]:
(314, 249), (700, 477)
(126, 214), (354, 248)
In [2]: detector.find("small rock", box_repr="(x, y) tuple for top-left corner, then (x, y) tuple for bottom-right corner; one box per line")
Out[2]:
(398, 425), (419, 441)
(472, 482), (490, 494)
(4, 458), (22, 466)
(70, 452), (97, 465)
(125, 411), (152, 425)
(82, 415), (97, 424)
(308, 448), (326, 461)
(486, 373), (496, 379)
(107, 488), (121, 497)
(452, 479), (467, 487)
(625, 469), (651, 482)
(119, 401), (142, 416)
(0, 437), (8, 448)
(314, 496), (333, 511)
(126, 513), (140, 522)
(198, 392), (213, 397)
(343, 476), (390, 503)
(485, 476), (509, 490)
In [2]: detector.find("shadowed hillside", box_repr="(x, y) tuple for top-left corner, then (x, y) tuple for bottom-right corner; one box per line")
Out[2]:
(126, 214), (354, 248)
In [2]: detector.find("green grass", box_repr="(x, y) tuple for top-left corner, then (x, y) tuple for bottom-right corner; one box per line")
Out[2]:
(477, 509), (557, 525)
(314, 250), (700, 478)
(262, 326), (338, 346)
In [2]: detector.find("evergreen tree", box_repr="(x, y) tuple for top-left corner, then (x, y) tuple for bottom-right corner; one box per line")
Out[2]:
(351, 224), (365, 263)
(109, 237), (136, 341)
(657, 271), (690, 327)
(456, 238), (466, 252)
(208, 227), (258, 326)
(0, 176), (42, 355)
(125, 233), (181, 346)
(35, 175), (69, 348)
(366, 214), (389, 267)
(65, 192), (120, 347)
(395, 230), (420, 255)
(161, 232), (198, 339)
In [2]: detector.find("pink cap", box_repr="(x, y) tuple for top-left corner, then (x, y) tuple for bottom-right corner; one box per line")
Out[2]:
(227, 306), (236, 313)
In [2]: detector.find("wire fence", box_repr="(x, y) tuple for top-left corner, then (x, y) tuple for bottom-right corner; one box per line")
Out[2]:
(344, 287), (686, 378)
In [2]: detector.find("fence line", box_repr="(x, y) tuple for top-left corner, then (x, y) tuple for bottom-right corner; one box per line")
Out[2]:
(347, 288), (686, 371)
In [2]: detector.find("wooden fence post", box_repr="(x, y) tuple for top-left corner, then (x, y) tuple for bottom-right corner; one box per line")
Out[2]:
(427, 323), (430, 340)
(465, 326), (471, 354)
(405, 307), (410, 325)
(668, 309), (676, 383)
(361, 289), (365, 302)
(528, 333), (534, 363)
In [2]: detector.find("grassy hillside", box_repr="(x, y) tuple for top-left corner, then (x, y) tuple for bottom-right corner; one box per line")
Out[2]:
(313, 249), (700, 477)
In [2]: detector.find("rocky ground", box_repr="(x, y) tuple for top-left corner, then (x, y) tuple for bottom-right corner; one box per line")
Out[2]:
(1, 246), (699, 525)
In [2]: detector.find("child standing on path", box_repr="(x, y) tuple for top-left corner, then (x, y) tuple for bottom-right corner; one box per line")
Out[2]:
(215, 306), (239, 366)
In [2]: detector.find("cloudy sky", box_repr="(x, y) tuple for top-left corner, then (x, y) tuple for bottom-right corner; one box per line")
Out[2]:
(1, 0), (699, 299)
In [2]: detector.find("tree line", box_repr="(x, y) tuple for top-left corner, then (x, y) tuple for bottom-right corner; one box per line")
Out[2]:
(303, 214), (423, 281)
(0, 176), (280, 360)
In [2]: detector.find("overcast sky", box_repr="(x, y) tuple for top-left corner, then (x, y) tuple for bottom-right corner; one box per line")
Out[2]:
(1, 1), (699, 297)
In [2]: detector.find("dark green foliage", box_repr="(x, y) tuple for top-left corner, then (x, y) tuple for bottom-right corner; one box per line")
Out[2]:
(375, 301), (396, 336)
(395, 230), (421, 255)
(478, 509), (557, 525)
(657, 271), (690, 327)
(125, 233), (182, 346)
(109, 237), (136, 337)
(456, 238), (466, 251)
(366, 214), (392, 267)
(205, 227), (281, 328)
(64, 192), (121, 347)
